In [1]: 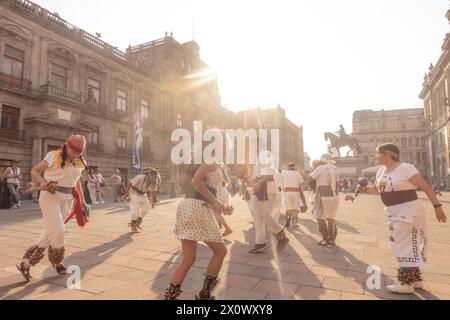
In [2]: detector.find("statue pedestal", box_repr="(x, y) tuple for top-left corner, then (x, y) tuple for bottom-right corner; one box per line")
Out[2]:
(334, 156), (370, 178)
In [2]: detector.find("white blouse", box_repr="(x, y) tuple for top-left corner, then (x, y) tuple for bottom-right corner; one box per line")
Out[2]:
(42, 151), (84, 188)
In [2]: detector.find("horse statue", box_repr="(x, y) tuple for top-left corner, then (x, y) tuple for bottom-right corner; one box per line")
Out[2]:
(324, 131), (362, 158)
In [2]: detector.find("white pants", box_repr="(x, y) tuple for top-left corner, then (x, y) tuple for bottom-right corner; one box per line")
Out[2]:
(130, 192), (150, 220)
(268, 192), (282, 223)
(88, 183), (97, 203)
(389, 215), (428, 268)
(36, 191), (72, 249)
(251, 196), (284, 245)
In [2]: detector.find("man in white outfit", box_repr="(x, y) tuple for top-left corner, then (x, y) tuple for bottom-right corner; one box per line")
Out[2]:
(124, 167), (158, 232)
(244, 150), (289, 254)
(282, 162), (304, 228)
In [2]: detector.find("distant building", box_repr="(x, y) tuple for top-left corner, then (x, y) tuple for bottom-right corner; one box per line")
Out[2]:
(238, 106), (304, 169)
(303, 152), (311, 172)
(419, 10), (450, 188)
(0, 0), (304, 194)
(352, 108), (427, 178)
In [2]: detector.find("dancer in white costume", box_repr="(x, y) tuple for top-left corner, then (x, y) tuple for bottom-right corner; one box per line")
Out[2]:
(123, 167), (158, 232)
(356, 144), (447, 294)
(310, 154), (340, 246)
(282, 162), (304, 229)
(16, 135), (88, 281)
(240, 150), (289, 254)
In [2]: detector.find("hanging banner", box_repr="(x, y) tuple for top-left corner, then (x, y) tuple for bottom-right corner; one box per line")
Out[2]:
(132, 114), (144, 173)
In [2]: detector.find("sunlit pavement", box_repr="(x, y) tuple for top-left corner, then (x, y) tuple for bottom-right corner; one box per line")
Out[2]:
(1, 192), (450, 300)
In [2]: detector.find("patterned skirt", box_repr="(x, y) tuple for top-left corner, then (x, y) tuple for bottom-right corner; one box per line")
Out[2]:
(174, 198), (224, 243)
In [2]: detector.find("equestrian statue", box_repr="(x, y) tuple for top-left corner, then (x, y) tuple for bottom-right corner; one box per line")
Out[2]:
(324, 125), (362, 158)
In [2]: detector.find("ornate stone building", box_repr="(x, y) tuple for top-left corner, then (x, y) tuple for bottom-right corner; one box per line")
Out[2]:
(238, 106), (304, 169)
(0, 0), (304, 195)
(352, 108), (428, 178)
(0, 0), (235, 194)
(419, 10), (450, 189)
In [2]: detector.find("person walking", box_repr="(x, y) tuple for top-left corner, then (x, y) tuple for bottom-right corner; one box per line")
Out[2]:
(109, 170), (122, 202)
(4, 160), (21, 209)
(309, 153), (340, 246)
(94, 168), (105, 204)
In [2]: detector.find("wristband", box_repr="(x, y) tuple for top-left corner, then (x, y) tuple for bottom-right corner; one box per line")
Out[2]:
(434, 203), (443, 209)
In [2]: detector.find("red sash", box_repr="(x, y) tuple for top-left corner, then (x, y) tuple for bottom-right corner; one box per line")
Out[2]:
(64, 188), (88, 227)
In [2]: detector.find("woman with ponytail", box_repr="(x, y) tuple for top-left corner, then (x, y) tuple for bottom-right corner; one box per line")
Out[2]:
(16, 135), (88, 282)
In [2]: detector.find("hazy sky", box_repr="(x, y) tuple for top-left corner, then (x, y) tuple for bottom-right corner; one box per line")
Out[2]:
(34, 0), (449, 161)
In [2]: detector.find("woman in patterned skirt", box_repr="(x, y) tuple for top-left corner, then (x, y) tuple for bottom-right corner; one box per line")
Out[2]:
(164, 144), (233, 300)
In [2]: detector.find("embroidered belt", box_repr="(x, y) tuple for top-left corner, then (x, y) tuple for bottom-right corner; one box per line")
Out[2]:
(57, 187), (74, 194)
(318, 186), (338, 197)
(284, 187), (301, 193)
(131, 186), (147, 196)
(380, 190), (418, 207)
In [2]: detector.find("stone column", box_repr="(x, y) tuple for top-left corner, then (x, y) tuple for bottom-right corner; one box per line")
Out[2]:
(39, 39), (48, 87)
(31, 137), (43, 168)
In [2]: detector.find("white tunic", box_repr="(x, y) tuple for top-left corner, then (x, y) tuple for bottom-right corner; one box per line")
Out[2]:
(282, 170), (304, 211)
(376, 163), (425, 221)
(129, 174), (156, 196)
(376, 162), (427, 268)
(42, 151), (83, 188)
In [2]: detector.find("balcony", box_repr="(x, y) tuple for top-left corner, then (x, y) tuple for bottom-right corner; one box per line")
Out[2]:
(87, 143), (104, 153)
(0, 73), (32, 94)
(84, 101), (107, 116)
(116, 147), (132, 156)
(0, 129), (25, 141)
(106, 110), (129, 122)
(40, 84), (82, 104)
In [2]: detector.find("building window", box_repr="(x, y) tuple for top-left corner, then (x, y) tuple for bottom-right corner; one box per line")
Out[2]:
(0, 106), (20, 135)
(400, 122), (406, 129)
(117, 132), (127, 152)
(176, 113), (183, 127)
(180, 59), (185, 70)
(116, 90), (127, 112)
(3, 45), (24, 80)
(88, 128), (99, 146)
(416, 137), (421, 148)
(141, 99), (149, 120)
(87, 78), (100, 107)
(408, 137), (413, 148)
(143, 55), (151, 66)
(401, 138), (407, 149)
(50, 63), (67, 88)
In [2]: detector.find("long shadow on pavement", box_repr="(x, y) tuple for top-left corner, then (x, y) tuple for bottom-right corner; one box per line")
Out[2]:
(0, 233), (135, 299)
(290, 218), (440, 300)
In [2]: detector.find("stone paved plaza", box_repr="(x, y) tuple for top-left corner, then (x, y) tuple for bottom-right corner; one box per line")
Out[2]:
(1, 192), (450, 300)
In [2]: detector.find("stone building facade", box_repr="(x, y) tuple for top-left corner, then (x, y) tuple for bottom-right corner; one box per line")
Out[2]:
(0, 0), (233, 194)
(352, 108), (428, 178)
(419, 10), (450, 189)
(238, 106), (304, 169)
(0, 0), (304, 196)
